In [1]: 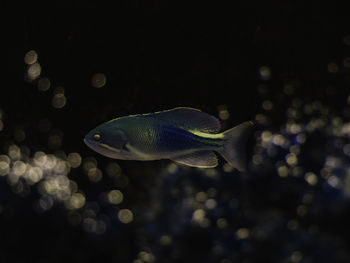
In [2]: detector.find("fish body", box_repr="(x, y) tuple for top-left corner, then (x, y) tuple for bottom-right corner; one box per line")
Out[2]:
(84, 107), (254, 171)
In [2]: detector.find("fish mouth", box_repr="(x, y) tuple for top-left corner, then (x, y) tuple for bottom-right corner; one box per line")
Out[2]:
(84, 137), (96, 149)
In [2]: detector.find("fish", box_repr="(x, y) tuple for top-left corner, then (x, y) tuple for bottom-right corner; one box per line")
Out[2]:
(84, 107), (254, 171)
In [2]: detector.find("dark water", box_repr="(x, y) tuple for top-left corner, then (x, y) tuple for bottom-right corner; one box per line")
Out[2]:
(2, 6), (350, 263)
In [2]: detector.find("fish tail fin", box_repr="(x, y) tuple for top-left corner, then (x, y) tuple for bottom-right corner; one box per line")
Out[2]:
(218, 121), (255, 172)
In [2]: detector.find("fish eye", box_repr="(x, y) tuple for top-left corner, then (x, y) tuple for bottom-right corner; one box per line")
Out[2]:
(93, 133), (102, 142)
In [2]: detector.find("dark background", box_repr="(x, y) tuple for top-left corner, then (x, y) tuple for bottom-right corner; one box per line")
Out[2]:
(1, 3), (349, 263)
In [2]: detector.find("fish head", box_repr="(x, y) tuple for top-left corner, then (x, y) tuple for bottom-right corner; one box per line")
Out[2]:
(84, 121), (134, 160)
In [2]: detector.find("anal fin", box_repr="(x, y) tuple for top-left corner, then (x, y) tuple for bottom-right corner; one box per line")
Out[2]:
(171, 151), (218, 168)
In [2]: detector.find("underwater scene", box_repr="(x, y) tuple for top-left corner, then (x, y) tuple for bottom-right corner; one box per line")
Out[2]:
(4, 6), (350, 263)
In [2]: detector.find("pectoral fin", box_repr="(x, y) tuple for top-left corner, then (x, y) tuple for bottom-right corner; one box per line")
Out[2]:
(171, 151), (218, 168)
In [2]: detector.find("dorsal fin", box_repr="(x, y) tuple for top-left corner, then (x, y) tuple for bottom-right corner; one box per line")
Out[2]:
(148, 107), (221, 133)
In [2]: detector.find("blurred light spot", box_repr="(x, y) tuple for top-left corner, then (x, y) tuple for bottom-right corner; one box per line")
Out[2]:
(12, 160), (26, 176)
(291, 251), (303, 263)
(272, 134), (285, 146)
(138, 251), (155, 263)
(84, 208), (97, 218)
(204, 168), (218, 177)
(28, 62), (41, 80)
(37, 77), (51, 91)
(54, 86), (65, 95)
(255, 113), (267, 125)
(83, 157), (97, 172)
(297, 205), (307, 216)
(287, 108), (302, 119)
(195, 191), (207, 202)
(106, 162), (121, 178)
(286, 153), (298, 166)
(217, 218), (228, 229)
(290, 145), (300, 155)
(88, 167), (103, 182)
(277, 165), (289, 177)
(261, 130), (272, 143)
(192, 209), (205, 222)
(205, 198), (217, 209)
(262, 100), (274, 111)
(24, 50), (38, 65)
(69, 180), (78, 194)
(160, 235), (172, 246)
(83, 218), (97, 233)
(296, 133), (306, 144)
(25, 166), (43, 185)
(67, 193), (86, 210)
(166, 162), (178, 174)
(38, 195), (54, 212)
(0, 160), (10, 176)
(14, 129), (26, 142)
(328, 175), (341, 188)
(259, 66), (271, 80)
(288, 123), (302, 134)
(0, 120), (3, 132)
(252, 154), (263, 165)
(236, 228), (250, 239)
(8, 145), (21, 160)
(67, 153), (82, 168)
(223, 163), (234, 173)
(218, 105), (230, 120)
(52, 93), (67, 109)
(327, 62), (339, 73)
(291, 166), (303, 177)
(118, 209), (133, 223)
(108, 190), (123, 205)
(325, 156), (342, 168)
(199, 218), (211, 228)
(341, 122), (350, 135)
(33, 151), (49, 168)
(91, 73), (106, 88)
(304, 172), (318, 185)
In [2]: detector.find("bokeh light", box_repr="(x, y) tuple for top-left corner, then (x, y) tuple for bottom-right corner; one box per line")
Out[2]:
(24, 50), (38, 65)
(118, 209), (133, 224)
(91, 73), (107, 88)
(107, 190), (123, 204)
(15, 21), (350, 263)
(27, 62), (41, 80)
(52, 93), (67, 109)
(37, 77), (51, 92)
